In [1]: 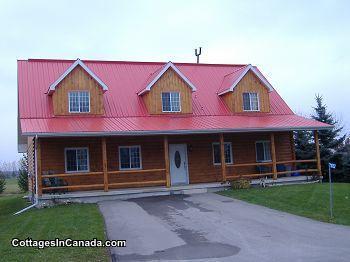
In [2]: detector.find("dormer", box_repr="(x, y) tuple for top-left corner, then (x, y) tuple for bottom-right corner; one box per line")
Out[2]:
(47, 59), (108, 115)
(138, 62), (196, 114)
(218, 65), (273, 113)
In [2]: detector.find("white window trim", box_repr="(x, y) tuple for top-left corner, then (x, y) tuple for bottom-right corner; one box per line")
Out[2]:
(118, 145), (143, 170)
(243, 92), (260, 112)
(68, 90), (91, 113)
(161, 92), (182, 113)
(255, 140), (272, 162)
(64, 147), (90, 173)
(212, 142), (233, 165)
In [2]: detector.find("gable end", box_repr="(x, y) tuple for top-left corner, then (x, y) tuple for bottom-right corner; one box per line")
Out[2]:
(138, 61), (196, 96)
(218, 64), (273, 96)
(47, 59), (108, 95)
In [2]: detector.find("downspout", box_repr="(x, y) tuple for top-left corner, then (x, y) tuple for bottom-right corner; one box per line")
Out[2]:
(14, 135), (39, 215)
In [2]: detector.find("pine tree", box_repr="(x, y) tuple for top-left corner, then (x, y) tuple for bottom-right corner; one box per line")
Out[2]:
(294, 130), (314, 159)
(17, 154), (28, 192)
(0, 171), (6, 194)
(311, 95), (346, 180)
(340, 137), (350, 182)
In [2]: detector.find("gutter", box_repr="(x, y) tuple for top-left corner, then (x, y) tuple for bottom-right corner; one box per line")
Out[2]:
(14, 135), (39, 215)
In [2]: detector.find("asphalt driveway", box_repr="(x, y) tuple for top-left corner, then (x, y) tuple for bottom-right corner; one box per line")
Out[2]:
(99, 193), (350, 262)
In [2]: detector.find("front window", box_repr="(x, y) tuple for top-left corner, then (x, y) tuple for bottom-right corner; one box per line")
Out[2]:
(162, 92), (181, 112)
(68, 91), (90, 113)
(243, 92), (259, 111)
(65, 148), (89, 172)
(212, 142), (233, 165)
(119, 146), (142, 170)
(256, 141), (271, 162)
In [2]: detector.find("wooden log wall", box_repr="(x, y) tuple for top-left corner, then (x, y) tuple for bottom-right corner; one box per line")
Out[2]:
(39, 132), (294, 192)
(27, 137), (35, 193)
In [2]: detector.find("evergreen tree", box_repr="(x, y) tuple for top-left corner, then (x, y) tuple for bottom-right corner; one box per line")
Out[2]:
(17, 154), (28, 192)
(311, 95), (346, 180)
(294, 130), (315, 169)
(340, 137), (350, 182)
(0, 171), (5, 194)
(294, 130), (314, 159)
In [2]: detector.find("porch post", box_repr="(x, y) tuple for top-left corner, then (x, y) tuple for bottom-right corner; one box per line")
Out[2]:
(36, 137), (42, 196)
(102, 137), (108, 192)
(164, 136), (170, 188)
(314, 130), (322, 177)
(219, 133), (226, 182)
(290, 131), (296, 170)
(270, 133), (277, 180)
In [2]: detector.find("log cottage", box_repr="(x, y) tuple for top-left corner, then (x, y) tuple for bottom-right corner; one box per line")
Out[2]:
(17, 59), (331, 203)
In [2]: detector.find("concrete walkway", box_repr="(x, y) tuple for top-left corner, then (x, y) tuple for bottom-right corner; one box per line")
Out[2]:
(98, 193), (350, 262)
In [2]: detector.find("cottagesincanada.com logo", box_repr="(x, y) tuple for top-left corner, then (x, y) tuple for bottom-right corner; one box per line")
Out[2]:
(11, 237), (126, 249)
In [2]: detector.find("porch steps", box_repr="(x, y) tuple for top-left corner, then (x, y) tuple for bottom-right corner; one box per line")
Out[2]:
(169, 188), (209, 195)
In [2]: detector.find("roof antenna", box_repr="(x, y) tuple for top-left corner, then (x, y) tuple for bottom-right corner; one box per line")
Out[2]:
(195, 47), (202, 64)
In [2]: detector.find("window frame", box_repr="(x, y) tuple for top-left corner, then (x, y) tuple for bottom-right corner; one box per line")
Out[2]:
(255, 140), (272, 162)
(212, 142), (233, 165)
(161, 92), (181, 113)
(64, 147), (90, 173)
(118, 145), (143, 170)
(68, 90), (91, 113)
(242, 92), (260, 112)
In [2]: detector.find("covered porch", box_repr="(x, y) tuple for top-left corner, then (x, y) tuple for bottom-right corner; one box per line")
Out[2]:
(34, 130), (322, 197)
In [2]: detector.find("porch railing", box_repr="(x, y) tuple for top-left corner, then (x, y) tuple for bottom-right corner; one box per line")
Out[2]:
(41, 168), (166, 192)
(226, 159), (318, 180)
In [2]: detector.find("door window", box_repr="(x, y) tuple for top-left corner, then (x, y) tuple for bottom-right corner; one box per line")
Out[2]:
(174, 151), (181, 168)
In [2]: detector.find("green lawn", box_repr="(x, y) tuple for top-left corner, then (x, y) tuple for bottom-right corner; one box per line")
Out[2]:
(219, 183), (350, 226)
(3, 178), (20, 194)
(0, 195), (109, 261)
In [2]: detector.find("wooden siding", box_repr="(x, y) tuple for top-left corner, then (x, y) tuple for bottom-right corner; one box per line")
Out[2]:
(221, 70), (270, 113)
(38, 132), (293, 192)
(142, 68), (192, 114)
(52, 66), (104, 115)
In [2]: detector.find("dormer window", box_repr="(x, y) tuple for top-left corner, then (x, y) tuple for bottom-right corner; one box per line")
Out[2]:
(68, 91), (90, 113)
(162, 92), (181, 112)
(243, 92), (259, 111)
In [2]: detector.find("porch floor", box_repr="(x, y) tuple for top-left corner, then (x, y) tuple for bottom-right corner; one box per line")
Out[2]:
(39, 176), (317, 204)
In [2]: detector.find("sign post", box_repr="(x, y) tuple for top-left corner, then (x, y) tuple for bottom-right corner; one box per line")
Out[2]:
(328, 163), (336, 219)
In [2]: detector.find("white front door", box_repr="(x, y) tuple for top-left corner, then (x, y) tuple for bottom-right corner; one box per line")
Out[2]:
(169, 144), (189, 186)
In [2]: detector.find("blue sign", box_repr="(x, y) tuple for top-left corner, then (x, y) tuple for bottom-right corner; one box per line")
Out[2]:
(329, 163), (336, 169)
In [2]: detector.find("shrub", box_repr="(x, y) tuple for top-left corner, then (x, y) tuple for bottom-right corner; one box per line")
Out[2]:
(17, 154), (28, 192)
(0, 172), (6, 194)
(229, 179), (251, 189)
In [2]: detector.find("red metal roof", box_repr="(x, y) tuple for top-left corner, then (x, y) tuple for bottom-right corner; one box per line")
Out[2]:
(21, 115), (331, 136)
(17, 59), (331, 135)
(217, 65), (247, 94)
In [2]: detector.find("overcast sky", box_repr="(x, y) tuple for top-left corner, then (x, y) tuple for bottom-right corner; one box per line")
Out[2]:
(0, 0), (349, 162)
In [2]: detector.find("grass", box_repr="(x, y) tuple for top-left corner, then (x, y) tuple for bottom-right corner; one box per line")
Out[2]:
(0, 195), (109, 261)
(3, 178), (21, 195)
(219, 183), (350, 226)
